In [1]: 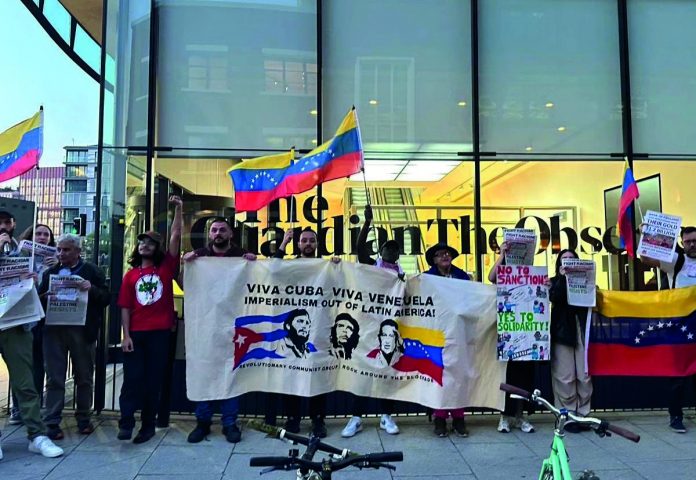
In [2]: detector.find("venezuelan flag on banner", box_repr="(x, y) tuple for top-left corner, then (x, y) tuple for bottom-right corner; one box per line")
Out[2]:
(0, 111), (43, 182)
(393, 325), (445, 386)
(227, 109), (363, 212)
(588, 287), (696, 376)
(617, 159), (640, 257)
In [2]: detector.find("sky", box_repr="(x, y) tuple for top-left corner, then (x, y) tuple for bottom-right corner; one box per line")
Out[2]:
(0, 0), (99, 184)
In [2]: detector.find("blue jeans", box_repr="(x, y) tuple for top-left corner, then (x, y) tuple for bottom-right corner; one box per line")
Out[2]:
(195, 398), (239, 427)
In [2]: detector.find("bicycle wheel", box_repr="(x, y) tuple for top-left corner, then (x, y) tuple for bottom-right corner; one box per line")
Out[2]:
(540, 465), (554, 480)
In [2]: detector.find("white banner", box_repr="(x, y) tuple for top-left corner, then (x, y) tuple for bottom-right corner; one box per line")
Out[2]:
(562, 258), (596, 307)
(495, 265), (550, 361)
(184, 258), (505, 410)
(0, 257), (44, 330)
(637, 210), (682, 263)
(503, 229), (537, 266)
(45, 274), (88, 326)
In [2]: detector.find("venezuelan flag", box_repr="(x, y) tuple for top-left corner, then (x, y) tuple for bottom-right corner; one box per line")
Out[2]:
(617, 159), (640, 257)
(393, 325), (445, 385)
(588, 287), (696, 377)
(0, 111), (43, 182)
(227, 109), (363, 212)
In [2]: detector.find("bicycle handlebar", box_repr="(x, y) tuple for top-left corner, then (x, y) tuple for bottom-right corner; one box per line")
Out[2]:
(248, 451), (404, 472)
(606, 422), (641, 443)
(247, 419), (347, 456)
(499, 383), (640, 443)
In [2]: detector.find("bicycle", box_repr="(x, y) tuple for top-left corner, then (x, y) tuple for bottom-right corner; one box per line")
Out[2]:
(247, 419), (403, 479)
(500, 383), (640, 480)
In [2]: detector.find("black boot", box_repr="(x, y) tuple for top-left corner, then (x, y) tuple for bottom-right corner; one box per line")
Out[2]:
(283, 417), (301, 434)
(187, 420), (212, 443)
(311, 417), (327, 438)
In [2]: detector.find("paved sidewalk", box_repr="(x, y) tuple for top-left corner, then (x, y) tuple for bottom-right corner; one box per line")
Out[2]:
(0, 411), (693, 479)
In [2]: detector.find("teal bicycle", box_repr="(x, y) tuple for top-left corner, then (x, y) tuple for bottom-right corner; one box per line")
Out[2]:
(500, 383), (640, 480)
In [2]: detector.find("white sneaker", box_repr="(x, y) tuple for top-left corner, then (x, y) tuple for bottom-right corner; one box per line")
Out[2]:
(497, 415), (511, 433)
(515, 416), (535, 433)
(341, 416), (363, 438)
(379, 414), (399, 435)
(28, 436), (64, 458)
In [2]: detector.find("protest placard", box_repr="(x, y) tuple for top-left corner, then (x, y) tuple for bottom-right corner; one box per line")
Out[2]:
(495, 265), (550, 361)
(562, 258), (596, 307)
(45, 274), (88, 326)
(637, 211), (682, 263)
(0, 257), (44, 329)
(503, 229), (537, 265)
(18, 240), (58, 278)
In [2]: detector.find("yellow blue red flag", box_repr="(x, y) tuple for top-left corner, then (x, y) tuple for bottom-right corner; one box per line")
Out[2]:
(0, 111), (43, 182)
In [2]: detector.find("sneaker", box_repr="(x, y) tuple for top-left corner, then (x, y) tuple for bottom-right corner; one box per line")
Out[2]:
(452, 417), (469, 437)
(341, 416), (363, 438)
(222, 424), (242, 443)
(0, 442), (3, 460)
(283, 417), (301, 434)
(187, 420), (212, 443)
(132, 427), (156, 444)
(497, 415), (511, 433)
(46, 424), (64, 441)
(670, 416), (687, 433)
(28, 436), (64, 458)
(515, 416), (535, 433)
(8, 408), (23, 426)
(433, 417), (448, 437)
(117, 427), (133, 440)
(380, 414), (399, 435)
(311, 417), (327, 438)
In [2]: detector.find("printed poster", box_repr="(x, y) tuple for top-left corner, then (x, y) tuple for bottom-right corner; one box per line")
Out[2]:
(45, 274), (88, 326)
(496, 265), (550, 361)
(184, 258), (506, 410)
(562, 258), (596, 307)
(0, 257), (44, 330)
(503, 229), (537, 266)
(18, 240), (58, 278)
(637, 211), (682, 263)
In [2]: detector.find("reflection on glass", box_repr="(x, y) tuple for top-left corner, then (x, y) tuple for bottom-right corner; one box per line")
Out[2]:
(74, 27), (101, 73)
(43, 0), (71, 43)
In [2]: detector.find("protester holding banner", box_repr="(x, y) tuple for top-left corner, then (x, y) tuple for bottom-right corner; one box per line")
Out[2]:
(548, 249), (593, 432)
(272, 227), (341, 437)
(424, 243), (470, 437)
(7, 223), (57, 426)
(37, 234), (109, 439)
(182, 217), (256, 444)
(639, 225), (696, 433)
(342, 205), (402, 437)
(488, 241), (535, 434)
(116, 195), (183, 444)
(0, 209), (63, 459)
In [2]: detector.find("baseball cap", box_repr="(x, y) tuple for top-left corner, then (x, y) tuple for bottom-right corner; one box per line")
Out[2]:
(137, 230), (163, 247)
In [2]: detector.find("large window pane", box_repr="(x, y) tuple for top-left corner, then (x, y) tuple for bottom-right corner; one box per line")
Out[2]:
(323, 0), (472, 159)
(629, 1), (696, 154)
(479, 0), (622, 155)
(157, 1), (317, 151)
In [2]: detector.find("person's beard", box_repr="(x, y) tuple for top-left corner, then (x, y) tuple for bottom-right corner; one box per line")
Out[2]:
(301, 246), (316, 257)
(213, 236), (230, 247)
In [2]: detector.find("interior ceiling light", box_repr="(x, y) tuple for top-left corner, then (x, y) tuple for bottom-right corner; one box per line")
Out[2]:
(458, 101), (467, 107)
(310, 109), (318, 116)
(368, 99), (378, 105)
(525, 146), (533, 152)
(545, 102), (554, 108)
(557, 126), (566, 132)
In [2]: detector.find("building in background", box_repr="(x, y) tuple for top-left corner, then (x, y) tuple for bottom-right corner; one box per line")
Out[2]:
(18, 166), (63, 236)
(62, 145), (97, 236)
(0, 188), (21, 200)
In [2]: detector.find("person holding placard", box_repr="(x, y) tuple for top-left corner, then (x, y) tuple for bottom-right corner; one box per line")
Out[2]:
(7, 224), (57, 426)
(639, 225), (696, 433)
(38, 234), (109, 440)
(548, 249), (593, 432)
(488, 241), (535, 434)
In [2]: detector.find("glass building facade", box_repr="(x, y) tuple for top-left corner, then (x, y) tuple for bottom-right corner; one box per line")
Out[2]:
(91, 0), (696, 411)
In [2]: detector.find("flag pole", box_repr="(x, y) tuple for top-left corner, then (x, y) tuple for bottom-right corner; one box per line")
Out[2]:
(31, 106), (44, 272)
(290, 147), (296, 230)
(354, 105), (379, 254)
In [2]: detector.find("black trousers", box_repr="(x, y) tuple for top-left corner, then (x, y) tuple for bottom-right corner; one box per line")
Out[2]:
(118, 330), (171, 430)
(351, 394), (395, 417)
(503, 360), (536, 417)
(285, 393), (327, 420)
(668, 375), (696, 418)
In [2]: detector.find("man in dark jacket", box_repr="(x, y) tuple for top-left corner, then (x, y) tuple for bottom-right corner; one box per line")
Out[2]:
(182, 217), (256, 444)
(38, 233), (110, 440)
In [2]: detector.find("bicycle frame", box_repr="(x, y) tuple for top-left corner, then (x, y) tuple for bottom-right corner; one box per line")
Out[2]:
(539, 431), (572, 480)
